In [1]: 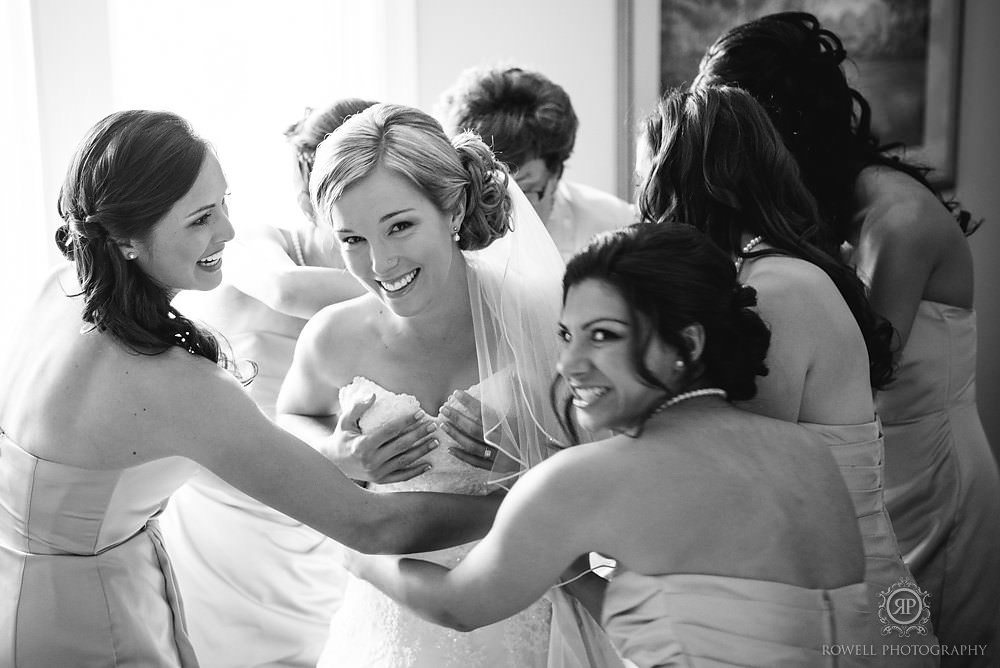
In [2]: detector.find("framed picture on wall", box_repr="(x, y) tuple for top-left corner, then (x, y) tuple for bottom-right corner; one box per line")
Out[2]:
(626, 0), (963, 189)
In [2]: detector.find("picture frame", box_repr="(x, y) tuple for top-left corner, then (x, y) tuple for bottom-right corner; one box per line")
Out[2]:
(619, 0), (963, 192)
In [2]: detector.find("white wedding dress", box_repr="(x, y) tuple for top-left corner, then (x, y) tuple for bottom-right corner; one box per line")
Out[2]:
(316, 377), (552, 668)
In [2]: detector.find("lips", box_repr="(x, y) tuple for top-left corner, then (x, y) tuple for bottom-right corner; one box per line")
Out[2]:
(197, 249), (223, 267)
(570, 385), (609, 408)
(377, 268), (419, 293)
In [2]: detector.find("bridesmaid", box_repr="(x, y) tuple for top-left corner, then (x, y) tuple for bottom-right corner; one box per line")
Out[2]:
(344, 223), (875, 666)
(0, 110), (500, 668)
(695, 12), (1000, 661)
(635, 85), (936, 664)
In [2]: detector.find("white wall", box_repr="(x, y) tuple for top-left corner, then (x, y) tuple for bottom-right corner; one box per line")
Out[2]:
(414, 0), (622, 197)
(956, 0), (1000, 456)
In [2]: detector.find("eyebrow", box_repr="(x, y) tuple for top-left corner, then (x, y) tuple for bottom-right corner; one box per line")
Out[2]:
(336, 208), (417, 234)
(583, 318), (629, 328)
(558, 317), (629, 329)
(380, 207), (414, 222)
(185, 185), (228, 220)
(185, 204), (214, 220)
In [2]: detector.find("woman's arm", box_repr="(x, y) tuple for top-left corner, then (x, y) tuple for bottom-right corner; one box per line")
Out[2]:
(140, 352), (500, 554)
(225, 223), (365, 319)
(348, 449), (602, 630)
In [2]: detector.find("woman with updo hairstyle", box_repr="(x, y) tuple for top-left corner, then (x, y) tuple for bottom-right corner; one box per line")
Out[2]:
(160, 99), (390, 668)
(277, 103), (599, 666)
(340, 223), (874, 667)
(697, 13), (1000, 658)
(636, 86), (939, 663)
(0, 109), (513, 667)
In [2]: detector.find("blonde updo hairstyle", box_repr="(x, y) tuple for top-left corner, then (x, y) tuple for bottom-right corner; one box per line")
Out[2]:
(309, 103), (512, 251)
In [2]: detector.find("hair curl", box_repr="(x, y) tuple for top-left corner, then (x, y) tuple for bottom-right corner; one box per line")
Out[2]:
(437, 65), (578, 175)
(695, 11), (978, 238)
(55, 110), (229, 368)
(309, 103), (512, 251)
(284, 98), (378, 222)
(637, 85), (895, 389)
(554, 223), (771, 443)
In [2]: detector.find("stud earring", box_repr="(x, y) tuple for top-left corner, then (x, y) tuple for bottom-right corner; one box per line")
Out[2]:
(673, 359), (685, 370)
(451, 226), (460, 243)
(126, 251), (137, 261)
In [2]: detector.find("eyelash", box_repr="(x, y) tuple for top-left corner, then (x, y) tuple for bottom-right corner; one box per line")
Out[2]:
(340, 221), (413, 246)
(192, 193), (230, 227)
(557, 328), (623, 344)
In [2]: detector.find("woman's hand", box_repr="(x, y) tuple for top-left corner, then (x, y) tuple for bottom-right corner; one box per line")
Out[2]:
(323, 394), (439, 483)
(440, 390), (498, 471)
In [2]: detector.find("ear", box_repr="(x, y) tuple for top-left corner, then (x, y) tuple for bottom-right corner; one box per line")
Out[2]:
(117, 239), (139, 261)
(449, 201), (466, 230)
(680, 323), (706, 363)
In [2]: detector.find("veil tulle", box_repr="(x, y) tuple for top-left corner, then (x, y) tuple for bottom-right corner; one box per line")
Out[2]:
(464, 180), (626, 668)
(464, 180), (566, 487)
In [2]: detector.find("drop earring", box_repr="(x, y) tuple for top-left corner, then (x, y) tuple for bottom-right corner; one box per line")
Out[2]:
(451, 226), (460, 242)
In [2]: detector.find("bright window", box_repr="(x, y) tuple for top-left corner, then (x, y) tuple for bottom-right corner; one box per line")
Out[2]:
(2, 0), (415, 345)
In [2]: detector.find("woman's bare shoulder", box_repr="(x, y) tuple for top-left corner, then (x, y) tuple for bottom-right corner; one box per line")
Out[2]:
(300, 294), (381, 348)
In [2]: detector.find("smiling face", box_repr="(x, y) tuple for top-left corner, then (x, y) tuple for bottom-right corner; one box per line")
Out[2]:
(330, 165), (464, 318)
(127, 152), (233, 294)
(557, 278), (679, 433)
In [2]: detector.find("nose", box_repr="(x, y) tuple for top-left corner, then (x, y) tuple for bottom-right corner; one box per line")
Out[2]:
(369, 241), (399, 275)
(556, 337), (590, 379)
(216, 206), (236, 243)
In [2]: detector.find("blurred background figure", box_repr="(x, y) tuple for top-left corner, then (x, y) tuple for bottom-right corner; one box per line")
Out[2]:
(160, 99), (388, 668)
(437, 64), (635, 260)
(695, 13), (1000, 662)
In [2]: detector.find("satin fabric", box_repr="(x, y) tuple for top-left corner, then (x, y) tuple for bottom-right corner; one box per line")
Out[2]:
(602, 571), (875, 668)
(0, 430), (200, 667)
(800, 420), (939, 666)
(879, 301), (1000, 664)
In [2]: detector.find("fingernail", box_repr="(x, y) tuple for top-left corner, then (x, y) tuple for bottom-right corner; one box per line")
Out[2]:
(425, 423), (437, 434)
(414, 409), (428, 419)
(423, 465), (433, 473)
(428, 439), (439, 449)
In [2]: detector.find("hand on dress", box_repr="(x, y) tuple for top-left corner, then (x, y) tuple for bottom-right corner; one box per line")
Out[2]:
(326, 394), (438, 483)
(440, 390), (514, 472)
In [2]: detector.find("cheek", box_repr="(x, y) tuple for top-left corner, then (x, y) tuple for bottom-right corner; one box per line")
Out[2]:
(339, 246), (369, 275)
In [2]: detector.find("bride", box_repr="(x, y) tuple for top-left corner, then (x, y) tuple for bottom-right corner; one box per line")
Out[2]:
(275, 103), (616, 667)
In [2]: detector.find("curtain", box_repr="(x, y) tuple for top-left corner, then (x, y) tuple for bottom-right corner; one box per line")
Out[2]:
(0, 0), (48, 346)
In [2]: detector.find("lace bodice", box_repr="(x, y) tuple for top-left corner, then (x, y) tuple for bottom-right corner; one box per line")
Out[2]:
(339, 376), (491, 496)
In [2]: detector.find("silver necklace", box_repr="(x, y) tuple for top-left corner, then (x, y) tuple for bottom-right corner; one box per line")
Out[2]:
(652, 387), (728, 415)
(734, 235), (764, 272)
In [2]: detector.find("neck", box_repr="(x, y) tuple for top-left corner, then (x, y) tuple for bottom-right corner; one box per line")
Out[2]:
(386, 252), (474, 347)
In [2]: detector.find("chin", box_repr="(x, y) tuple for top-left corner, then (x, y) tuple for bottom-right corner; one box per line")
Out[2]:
(573, 409), (610, 434)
